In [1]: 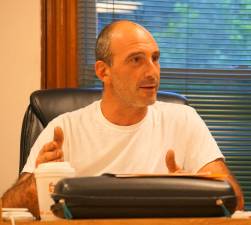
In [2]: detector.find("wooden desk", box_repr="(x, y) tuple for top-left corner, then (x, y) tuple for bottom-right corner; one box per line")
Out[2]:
(1, 218), (251, 225)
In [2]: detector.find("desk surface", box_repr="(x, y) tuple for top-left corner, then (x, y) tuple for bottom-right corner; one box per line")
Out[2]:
(1, 218), (251, 225)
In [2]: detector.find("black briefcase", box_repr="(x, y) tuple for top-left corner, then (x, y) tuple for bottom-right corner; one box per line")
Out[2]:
(50, 174), (237, 219)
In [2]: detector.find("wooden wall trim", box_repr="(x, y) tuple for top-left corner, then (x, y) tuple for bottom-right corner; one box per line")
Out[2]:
(41, 0), (78, 89)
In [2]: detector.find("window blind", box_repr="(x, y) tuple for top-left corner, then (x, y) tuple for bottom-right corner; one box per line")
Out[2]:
(77, 0), (251, 210)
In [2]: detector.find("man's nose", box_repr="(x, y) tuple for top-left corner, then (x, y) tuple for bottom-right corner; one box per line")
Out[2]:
(144, 59), (160, 78)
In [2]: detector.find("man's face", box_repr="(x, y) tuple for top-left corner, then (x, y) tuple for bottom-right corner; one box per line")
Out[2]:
(105, 24), (160, 108)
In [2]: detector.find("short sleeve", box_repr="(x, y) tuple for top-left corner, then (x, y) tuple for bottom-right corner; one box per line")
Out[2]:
(21, 116), (65, 173)
(183, 107), (224, 173)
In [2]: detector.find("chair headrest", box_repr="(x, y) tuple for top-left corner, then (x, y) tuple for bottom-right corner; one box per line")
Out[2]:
(30, 88), (102, 126)
(30, 88), (188, 127)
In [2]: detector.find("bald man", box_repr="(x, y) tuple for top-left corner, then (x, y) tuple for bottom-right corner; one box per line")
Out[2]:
(2, 20), (244, 218)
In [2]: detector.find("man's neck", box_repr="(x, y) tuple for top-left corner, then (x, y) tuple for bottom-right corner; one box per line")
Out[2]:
(100, 97), (148, 126)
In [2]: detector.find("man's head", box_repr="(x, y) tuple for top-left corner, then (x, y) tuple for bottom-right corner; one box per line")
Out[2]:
(95, 20), (160, 108)
(95, 22), (116, 66)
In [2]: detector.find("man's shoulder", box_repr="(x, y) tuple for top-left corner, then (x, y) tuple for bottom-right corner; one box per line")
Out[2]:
(54, 100), (100, 122)
(150, 101), (198, 122)
(153, 100), (193, 112)
(150, 101), (199, 128)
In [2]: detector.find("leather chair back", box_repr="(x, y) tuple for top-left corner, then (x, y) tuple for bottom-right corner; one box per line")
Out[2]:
(19, 88), (188, 173)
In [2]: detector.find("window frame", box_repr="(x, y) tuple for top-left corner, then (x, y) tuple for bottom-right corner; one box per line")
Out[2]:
(41, 0), (78, 89)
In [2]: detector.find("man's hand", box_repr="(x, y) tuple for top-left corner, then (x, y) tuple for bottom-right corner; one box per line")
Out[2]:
(2, 126), (65, 218)
(165, 149), (244, 210)
(2, 173), (40, 218)
(165, 149), (183, 173)
(35, 127), (64, 167)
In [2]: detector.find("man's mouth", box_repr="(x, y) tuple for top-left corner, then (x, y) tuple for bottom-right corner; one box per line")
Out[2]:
(138, 79), (159, 91)
(140, 85), (156, 89)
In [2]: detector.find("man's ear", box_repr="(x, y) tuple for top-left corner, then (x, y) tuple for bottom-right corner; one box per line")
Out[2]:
(95, 60), (110, 83)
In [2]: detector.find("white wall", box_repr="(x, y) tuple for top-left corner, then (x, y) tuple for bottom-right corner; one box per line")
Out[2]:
(0, 1), (41, 196)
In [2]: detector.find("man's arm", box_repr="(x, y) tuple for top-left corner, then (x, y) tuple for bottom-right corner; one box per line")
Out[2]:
(166, 150), (244, 210)
(2, 127), (64, 218)
(198, 158), (244, 210)
(1, 173), (40, 218)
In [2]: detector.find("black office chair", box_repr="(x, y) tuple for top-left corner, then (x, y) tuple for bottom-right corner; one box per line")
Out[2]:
(19, 87), (188, 173)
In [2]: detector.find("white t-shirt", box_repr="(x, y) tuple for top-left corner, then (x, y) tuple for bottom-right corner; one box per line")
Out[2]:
(23, 100), (223, 175)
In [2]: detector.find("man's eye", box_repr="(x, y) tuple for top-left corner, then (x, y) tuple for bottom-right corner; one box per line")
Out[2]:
(152, 55), (159, 62)
(131, 56), (140, 63)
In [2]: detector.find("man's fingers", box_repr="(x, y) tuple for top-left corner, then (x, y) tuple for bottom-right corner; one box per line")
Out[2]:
(41, 142), (57, 152)
(36, 149), (63, 167)
(43, 149), (63, 161)
(53, 127), (64, 148)
(166, 149), (180, 173)
(35, 127), (64, 167)
(52, 158), (64, 163)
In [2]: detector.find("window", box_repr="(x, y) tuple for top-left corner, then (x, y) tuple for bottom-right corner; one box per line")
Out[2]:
(78, 0), (251, 210)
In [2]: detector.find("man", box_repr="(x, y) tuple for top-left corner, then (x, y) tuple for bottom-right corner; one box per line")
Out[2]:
(2, 20), (244, 218)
